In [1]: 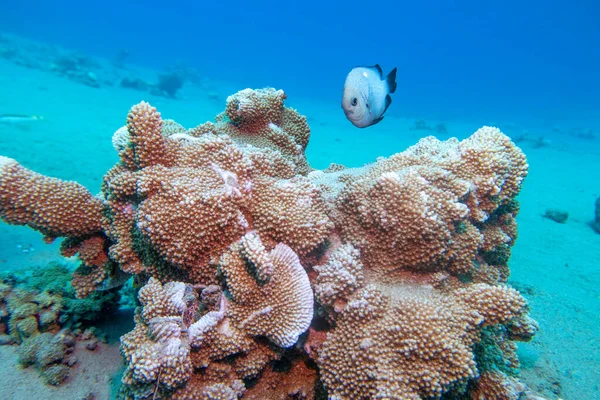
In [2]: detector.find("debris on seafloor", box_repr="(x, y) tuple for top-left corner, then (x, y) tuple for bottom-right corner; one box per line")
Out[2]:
(591, 197), (600, 234)
(542, 208), (569, 224)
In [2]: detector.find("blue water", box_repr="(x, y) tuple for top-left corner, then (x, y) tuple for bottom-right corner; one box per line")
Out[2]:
(2, 0), (599, 127)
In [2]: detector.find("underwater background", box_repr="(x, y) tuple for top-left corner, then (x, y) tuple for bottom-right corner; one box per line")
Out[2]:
(0, 0), (599, 399)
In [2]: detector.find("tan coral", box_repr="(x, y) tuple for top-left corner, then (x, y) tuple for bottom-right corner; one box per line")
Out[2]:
(0, 156), (104, 240)
(318, 281), (530, 400)
(186, 121), (218, 138)
(231, 341), (280, 380)
(239, 230), (274, 283)
(104, 125), (263, 283)
(186, 297), (257, 370)
(171, 362), (245, 400)
(313, 243), (364, 311)
(135, 165), (249, 277)
(224, 88), (287, 131)
(220, 234), (314, 348)
(319, 285), (478, 399)
(105, 200), (145, 275)
(120, 279), (195, 393)
(60, 235), (108, 267)
(507, 314), (539, 341)
(120, 278), (254, 399)
(71, 263), (108, 299)
(58, 233), (112, 299)
(451, 127), (528, 221)
(127, 101), (171, 168)
(454, 283), (527, 326)
(217, 88), (311, 175)
(250, 176), (333, 255)
(244, 359), (318, 399)
(470, 370), (526, 400)
(0, 89), (536, 398)
(328, 128), (526, 276)
(334, 164), (478, 273)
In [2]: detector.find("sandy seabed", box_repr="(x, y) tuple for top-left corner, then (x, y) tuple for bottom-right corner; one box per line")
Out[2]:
(0, 341), (123, 400)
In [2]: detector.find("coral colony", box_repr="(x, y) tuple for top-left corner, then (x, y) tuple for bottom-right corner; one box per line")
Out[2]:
(0, 88), (538, 399)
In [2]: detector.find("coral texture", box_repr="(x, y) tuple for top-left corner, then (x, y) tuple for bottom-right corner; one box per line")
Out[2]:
(0, 156), (104, 240)
(0, 88), (541, 399)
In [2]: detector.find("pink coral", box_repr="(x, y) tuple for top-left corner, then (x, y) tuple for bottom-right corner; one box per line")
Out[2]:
(315, 257), (531, 399)
(120, 236), (314, 397)
(323, 127), (527, 276)
(0, 156), (104, 240)
(220, 235), (314, 347)
(0, 88), (538, 399)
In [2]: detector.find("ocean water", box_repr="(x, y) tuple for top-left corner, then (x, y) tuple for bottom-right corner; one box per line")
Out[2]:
(0, 0), (599, 399)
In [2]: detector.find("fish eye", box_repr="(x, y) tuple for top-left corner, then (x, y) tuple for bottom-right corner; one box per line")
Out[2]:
(351, 97), (358, 106)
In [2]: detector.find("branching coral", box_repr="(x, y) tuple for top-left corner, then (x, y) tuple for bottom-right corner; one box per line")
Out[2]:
(0, 156), (104, 240)
(0, 88), (541, 399)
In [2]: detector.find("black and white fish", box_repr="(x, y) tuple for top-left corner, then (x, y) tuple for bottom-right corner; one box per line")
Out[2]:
(341, 64), (397, 128)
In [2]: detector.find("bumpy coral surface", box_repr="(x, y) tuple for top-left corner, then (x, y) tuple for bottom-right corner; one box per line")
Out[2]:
(0, 156), (104, 240)
(317, 128), (528, 276)
(0, 88), (541, 399)
(119, 254), (312, 399)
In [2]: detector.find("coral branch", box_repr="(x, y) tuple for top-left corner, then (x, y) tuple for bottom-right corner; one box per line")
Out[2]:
(0, 156), (104, 240)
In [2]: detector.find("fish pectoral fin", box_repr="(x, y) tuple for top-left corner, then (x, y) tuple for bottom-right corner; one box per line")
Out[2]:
(371, 116), (384, 126)
(386, 68), (398, 93)
(384, 94), (393, 113)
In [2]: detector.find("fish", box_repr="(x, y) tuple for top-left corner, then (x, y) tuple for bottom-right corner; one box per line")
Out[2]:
(0, 114), (44, 124)
(96, 266), (132, 291)
(341, 64), (397, 128)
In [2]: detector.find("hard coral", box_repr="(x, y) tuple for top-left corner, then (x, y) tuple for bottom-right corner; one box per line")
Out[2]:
(324, 126), (527, 277)
(120, 244), (313, 398)
(220, 234), (314, 347)
(18, 331), (73, 385)
(0, 156), (104, 241)
(317, 269), (530, 399)
(218, 87), (311, 176)
(0, 88), (539, 399)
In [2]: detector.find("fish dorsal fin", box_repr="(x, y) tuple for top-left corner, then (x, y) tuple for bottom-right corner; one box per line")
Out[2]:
(383, 94), (393, 114)
(386, 67), (398, 93)
(368, 64), (384, 78)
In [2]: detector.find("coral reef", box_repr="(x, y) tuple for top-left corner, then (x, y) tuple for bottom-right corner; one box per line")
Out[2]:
(0, 34), (207, 96)
(0, 87), (541, 398)
(0, 262), (122, 385)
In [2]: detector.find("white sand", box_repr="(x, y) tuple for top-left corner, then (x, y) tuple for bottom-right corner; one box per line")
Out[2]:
(0, 341), (124, 400)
